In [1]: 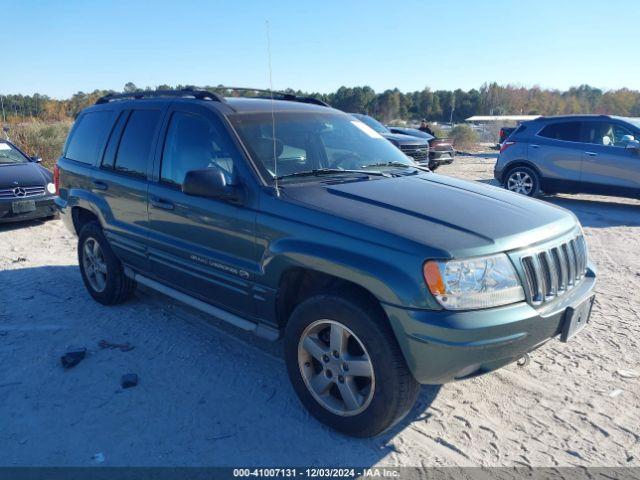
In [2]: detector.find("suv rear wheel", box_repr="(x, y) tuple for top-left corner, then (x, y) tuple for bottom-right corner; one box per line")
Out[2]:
(284, 293), (420, 437)
(505, 165), (540, 197)
(78, 222), (136, 305)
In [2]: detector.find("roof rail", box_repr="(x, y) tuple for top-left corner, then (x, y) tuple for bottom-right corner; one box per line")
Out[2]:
(214, 86), (330, 107)
(95, 88), (225, 105)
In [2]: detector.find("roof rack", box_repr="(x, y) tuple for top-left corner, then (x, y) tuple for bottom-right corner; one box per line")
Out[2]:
(214, 86), (330, 107)
(95, 89), (225, 105)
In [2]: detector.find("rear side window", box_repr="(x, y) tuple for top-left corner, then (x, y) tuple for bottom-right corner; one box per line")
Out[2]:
(537, 122), (582, 142)
(65, 111), (115, 164)
(114, 110), (162, 177)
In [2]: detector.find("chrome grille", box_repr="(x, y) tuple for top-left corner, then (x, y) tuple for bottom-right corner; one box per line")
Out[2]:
(399, 145), (430, 163)
(520, 235), (588, 306)
(0, 185), (46, 198)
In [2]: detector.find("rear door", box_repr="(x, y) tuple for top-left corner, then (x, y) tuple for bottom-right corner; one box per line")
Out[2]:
(579, 120), (640, 196)
(530, 121), (584, 191)
(146, 103), (257, 317)
(95, 105), (166, 271)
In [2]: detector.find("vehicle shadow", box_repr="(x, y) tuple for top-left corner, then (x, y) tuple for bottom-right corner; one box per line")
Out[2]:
(0, 264), (442, 467)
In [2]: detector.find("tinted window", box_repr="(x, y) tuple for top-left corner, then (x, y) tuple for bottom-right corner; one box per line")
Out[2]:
(161, 112), (237, 186)
(538, 122), (582, 142)
(114, 110), (162, 177)
(65, 111), (115, 164)
(584, 121), (636, 147)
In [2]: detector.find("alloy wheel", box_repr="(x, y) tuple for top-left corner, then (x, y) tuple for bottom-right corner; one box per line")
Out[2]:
(507, 171), (534, 195)
(298, 319), (375, 417)
(82, 237), (108, 293)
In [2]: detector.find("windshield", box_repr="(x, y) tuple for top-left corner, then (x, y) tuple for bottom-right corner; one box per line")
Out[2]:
(398, 128), (434, 140)
(350, 114), (389, 134)
(622, 117), (640, 130)
(230, 111), (415, 182)
(0, 142), (30, 165)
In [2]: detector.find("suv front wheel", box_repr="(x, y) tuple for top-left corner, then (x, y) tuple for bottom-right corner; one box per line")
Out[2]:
(284, 293), (420, 437)
(78, 222), (136, 305)
(504, 166), (540, 197)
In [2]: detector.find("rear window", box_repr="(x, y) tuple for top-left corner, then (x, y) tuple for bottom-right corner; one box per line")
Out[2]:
(65, 111), (115, 164)
(537, 121), (582, 142)
(114, 110), (163, 177)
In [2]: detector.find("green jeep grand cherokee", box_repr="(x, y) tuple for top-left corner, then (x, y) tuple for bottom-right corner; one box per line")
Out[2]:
(55, 89), (596, 437)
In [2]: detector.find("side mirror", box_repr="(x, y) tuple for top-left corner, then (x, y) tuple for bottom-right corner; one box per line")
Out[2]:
(625, 140), (640, 153)
(31, 156), (42, 163)
(182, 167), (243, 204)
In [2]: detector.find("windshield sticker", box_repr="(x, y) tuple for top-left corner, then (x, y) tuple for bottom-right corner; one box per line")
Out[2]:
(0, 143), (11, 150)
(351, 120), (384, 139)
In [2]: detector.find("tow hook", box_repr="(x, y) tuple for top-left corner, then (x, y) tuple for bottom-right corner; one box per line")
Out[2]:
(517, 353), (530, 367)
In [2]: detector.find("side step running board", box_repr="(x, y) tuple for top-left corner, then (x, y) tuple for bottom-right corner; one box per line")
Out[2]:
(124, 268), (279, 341)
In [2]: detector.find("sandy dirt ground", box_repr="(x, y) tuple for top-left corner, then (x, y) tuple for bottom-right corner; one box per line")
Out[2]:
(1, 154), (639, 468)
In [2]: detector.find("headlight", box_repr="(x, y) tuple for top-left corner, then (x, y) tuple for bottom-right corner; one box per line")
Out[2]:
(46, 182), (56, 194)
(423, 253), (525, 310)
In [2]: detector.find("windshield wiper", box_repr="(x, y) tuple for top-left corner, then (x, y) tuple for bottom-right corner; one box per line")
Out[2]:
(277, 168), (391, 180)
(365, 162), (418, 169)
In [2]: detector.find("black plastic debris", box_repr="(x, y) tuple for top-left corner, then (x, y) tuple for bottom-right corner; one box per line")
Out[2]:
(60, 347), (87, 369)
(121, 373), (138, 389)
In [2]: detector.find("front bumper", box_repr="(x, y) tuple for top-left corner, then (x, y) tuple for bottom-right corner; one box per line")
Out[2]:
(383, 267), (596, 384)
(429, 151), (455, 166)
(0, 196), (57, 223)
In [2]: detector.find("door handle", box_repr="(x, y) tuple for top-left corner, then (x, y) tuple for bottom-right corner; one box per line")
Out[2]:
(585, 151), (598, 157)
(150, 196), (174, 210)
(530, 144), (540, 149)
(92, 180), (108, 191)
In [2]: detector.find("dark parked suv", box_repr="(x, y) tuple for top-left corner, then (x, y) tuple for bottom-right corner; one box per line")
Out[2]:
(56, 90), (596, 437)
(496, 115), (640, 198)
(349, 113), (432, 168)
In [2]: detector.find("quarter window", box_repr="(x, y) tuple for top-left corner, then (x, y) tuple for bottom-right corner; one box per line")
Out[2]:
(65, 111), (115, 164)
(161, 112), (237, 186)
(538, 122), (582, 142)
(114, 110), (162, 177)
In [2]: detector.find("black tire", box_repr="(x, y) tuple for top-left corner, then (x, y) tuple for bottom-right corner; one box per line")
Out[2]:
(284, 293), (420, 437)
(77, 221), (135, 305)
(503, 165), (541, 197)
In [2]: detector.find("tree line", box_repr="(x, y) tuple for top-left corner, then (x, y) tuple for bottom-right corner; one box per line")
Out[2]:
(2, 82), (640, 124)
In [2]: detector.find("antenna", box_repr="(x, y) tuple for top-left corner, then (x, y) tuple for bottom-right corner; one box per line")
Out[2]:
(266, 19), (279, 195)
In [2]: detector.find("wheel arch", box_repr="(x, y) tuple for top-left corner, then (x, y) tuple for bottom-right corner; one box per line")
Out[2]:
(275, 267), (387, 330)
(502, 160), (543, 183)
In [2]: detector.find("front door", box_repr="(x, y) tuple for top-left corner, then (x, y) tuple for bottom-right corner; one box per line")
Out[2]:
(146, 105), (257, 317)
(580, 120), (640, 196)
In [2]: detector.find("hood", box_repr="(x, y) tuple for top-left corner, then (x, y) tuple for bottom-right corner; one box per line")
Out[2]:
(0, 162), (50, 190)
(381, 132), (429, 147)
(283, 173), (578, 258)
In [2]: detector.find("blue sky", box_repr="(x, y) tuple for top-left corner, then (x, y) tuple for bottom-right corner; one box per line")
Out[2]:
(3, 0), (640, 98)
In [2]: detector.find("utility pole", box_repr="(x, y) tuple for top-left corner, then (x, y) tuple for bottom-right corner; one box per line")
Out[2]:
(0, 96), (5, 124)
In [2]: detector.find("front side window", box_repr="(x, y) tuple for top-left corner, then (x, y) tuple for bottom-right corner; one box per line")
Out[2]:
(538, 121), (582, 142)
(65, 110), (115, 164)
(0, 142), (30, 165)
(161, 112), (237, 186)
(114, 110), (162, 177)
(584, 122), (635, 147)
(230, 111), (414, 182)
